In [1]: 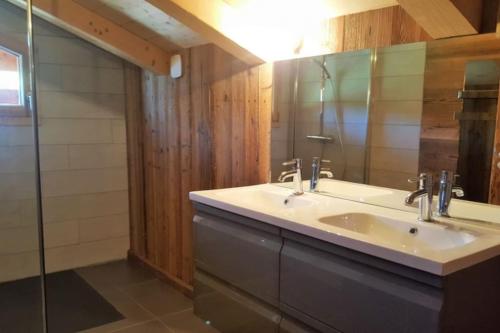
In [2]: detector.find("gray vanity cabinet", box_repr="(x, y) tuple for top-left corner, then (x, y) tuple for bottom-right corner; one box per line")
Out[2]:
(193, 204), (500, 333)
(280, 238), (442, 333)
(193, 204), (282, 306)
(194, 270), (281, 333)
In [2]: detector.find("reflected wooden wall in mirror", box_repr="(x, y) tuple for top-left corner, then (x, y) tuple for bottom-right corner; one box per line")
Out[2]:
(272, 34), (500, 205)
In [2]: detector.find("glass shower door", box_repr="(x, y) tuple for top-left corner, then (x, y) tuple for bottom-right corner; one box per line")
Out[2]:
(0, 0), (47, 332)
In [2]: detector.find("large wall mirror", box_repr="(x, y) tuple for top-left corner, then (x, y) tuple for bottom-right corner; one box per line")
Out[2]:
(271, 35), (500, 208)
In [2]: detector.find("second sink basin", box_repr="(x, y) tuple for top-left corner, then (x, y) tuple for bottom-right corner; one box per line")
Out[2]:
(318, 213), (478, 252)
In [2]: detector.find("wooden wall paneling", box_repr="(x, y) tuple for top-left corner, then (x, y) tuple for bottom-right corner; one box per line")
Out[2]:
(212, 46), (234, 188)
(178, 49), (194, 284)
(332, 6), (432, 53)
(343, 6), (393, 51)
(419, 34), (500, 189)
(129, 43), (273, 291)
(258, 62), (273, 183)
(391, 6), (432, 44)
(124, 63), (147, 258)
(489, 86), (500, 204)
(142, 71), (158, 263)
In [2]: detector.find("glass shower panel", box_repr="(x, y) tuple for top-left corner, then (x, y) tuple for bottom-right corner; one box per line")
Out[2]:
(0, 0), (46, 332)
(293, 50), (372, 182)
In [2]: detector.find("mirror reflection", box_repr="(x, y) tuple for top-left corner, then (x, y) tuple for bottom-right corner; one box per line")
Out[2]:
(272, 38), (500, 207)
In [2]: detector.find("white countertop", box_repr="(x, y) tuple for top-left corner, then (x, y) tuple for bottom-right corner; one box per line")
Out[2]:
(189, 183), (500, 276)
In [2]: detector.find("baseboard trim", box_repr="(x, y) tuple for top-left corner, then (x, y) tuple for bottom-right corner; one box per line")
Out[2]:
(127, 250), (194, 298)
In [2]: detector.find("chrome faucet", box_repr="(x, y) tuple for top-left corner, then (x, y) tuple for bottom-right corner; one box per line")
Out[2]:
(310, 157), (333, 192)
(437, 171), (464, 217)
(278, 158), (304, 195)
(405, 173), (434, 222)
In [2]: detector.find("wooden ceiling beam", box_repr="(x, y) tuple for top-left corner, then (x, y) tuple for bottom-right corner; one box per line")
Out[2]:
(146, 0), (264, 66)
(7, 0), (170, 74)
(396, 0), (482, 39)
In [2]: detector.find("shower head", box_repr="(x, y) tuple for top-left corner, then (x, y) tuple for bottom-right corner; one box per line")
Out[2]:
(312, 58), (331, 80)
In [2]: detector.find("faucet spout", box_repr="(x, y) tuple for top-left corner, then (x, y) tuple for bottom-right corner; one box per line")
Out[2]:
(278, 170), (296, 182)
(406, 173), (434, 222)
(405, 189), (427, 205)
(278, 159), (304, 195)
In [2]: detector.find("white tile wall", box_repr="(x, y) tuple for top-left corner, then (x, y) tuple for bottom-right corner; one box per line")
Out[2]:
(368, 43), (426, 190)
(0, 2), (130, 283)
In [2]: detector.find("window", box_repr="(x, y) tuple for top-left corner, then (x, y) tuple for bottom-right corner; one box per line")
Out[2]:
(0, 44), (26, 116)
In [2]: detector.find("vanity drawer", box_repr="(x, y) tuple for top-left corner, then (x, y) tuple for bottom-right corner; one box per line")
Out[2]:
(280, 239), (443, 333)
(194, 270), (280, 333)
(193, 207), (281, 306)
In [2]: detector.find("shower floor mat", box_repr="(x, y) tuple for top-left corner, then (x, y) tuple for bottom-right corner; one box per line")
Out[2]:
(0, 269), (124, 333)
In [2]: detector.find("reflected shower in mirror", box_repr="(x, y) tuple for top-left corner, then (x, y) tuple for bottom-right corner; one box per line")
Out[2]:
(272, 42), (426, 191)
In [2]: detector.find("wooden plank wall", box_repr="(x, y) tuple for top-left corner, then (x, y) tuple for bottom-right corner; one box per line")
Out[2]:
(126, 44), (272, 291)
(419, 33), (500, 201)
(328, 5), (432, 53)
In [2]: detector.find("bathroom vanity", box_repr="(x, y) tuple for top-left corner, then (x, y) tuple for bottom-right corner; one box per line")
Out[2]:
(190, 183), (500, 333)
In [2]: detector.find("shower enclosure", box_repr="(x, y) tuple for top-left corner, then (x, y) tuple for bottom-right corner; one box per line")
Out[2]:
(0, 0), (131, 331)
(272, 49), (373, 183)
(272, 42), (427, 192)
(0, 0), (47, 331)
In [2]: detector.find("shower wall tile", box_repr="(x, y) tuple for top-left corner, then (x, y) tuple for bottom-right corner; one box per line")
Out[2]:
(41, 168), (128, 197)
(40, 145), (70, 171)
(0, 4), (130, 282)
(0, 251), (40, 283)
(374, 43), (426, 77)
(39, 119), (114, 144)
(37, 91), (125, 119)
(37, 63), (63, 91)
(372, 75), (424, 101)
(370, 147), (419, 174)
(111, 120), (127, 143)
(44, 236), (129, 274)
(79, 214), (129, 242)
(371, 100), (422, 125)
(367, 43), (426, 190)
(371, 125), (421, 150)
(0, 126), (33, 146)
(43, 220), (80, 248)
(68, 144), (127, 169)
(40, 191), (129, 224)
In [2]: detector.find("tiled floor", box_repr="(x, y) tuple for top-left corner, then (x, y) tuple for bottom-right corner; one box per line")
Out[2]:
(75, 260), (219, 333)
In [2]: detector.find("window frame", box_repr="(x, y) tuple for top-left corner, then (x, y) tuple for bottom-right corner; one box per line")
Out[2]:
(0, 33), (30, 118)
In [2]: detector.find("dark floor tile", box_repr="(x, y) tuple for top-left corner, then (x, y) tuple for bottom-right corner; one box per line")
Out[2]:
(76, 259), (155, 291)
(113, 320), (172, 333)
(160, 309), (220, 333)
(120, 280), (192, 317)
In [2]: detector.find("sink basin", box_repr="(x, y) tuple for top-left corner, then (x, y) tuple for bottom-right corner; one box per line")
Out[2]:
(318, 213), (478, 251)
(215, 188), (316, 210)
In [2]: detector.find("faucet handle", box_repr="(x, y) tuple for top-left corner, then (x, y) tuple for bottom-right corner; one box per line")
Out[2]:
(408, 173), (427, 184)
(409, 173), (433, 191)
(451, 175), (464, 197)
(283, 158), (302, 169)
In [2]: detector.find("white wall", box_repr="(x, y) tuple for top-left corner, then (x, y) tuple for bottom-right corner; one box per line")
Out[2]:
(0, 1), (129, 282)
